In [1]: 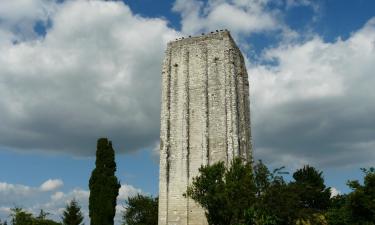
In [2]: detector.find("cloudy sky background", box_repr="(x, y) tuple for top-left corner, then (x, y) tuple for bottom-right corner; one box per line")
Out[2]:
(0, 0), (374, 224)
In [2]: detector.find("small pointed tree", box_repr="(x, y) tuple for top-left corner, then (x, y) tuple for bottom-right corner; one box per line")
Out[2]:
(62, 199), (84, 225)
(89, 138), (120, 225)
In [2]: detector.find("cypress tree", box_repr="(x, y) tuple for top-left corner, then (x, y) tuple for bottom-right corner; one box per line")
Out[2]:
(89, 138), (120, 225)
(62, 199), (84, 225)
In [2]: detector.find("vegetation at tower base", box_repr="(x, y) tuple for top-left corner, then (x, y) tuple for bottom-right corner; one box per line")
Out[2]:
(62, 199), (84, 225)
(184, 158), (372, 225)
(185, 158), (256, 225)
(122, 194), (158, 225)
(89, 138), (121, 225)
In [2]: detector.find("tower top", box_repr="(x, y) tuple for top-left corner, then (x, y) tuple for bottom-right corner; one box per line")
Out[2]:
(168, 30), (238, 50)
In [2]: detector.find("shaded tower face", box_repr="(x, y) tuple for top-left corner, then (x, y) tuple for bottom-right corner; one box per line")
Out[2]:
(159, 31), (252, 225)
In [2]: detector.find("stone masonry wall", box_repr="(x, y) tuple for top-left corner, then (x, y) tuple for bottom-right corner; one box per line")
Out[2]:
(159, 31), (252, 225)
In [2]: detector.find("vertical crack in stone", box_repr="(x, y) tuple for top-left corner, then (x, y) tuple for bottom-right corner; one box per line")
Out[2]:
(231, 50), (240, 158)
(202, 45), (209, 166)
(234, 52), (242, 159)
(224, 49), (229, 166)
(159, 47), (172, 224)
(226, 49), (235, 164)
(182, 48), (190, 224)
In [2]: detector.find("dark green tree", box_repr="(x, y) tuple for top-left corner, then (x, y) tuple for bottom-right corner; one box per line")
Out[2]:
(325, 194), (351, 225)
(185, 158), (255, 225)
(62, 199), (84, 225)
(89, 138), (121, 225)
(245, 160), (298, 225)
(346, 167), (375, 224)
(122, 194), (158, 225)
(257, 178), (300, 225)
(292, 165), (331, 211)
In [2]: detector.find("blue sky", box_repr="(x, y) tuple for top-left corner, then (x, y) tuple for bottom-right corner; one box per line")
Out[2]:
(0, 0), (374, 224)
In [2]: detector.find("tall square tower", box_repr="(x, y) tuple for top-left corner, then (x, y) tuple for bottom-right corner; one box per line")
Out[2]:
(159, 31), (252, 225)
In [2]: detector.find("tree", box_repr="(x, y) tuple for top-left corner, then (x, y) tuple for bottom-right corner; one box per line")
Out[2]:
(62, 199), (84, 225)
(89, 138), (121, 225)
(288, 165), (331, 224)
(292, 165), (331, 211)
(248, 160), (298, 225)
(185, 158), (255, 225)
(325, 195), (351, 225)
(122, 194), (158, 225)
(346, 167), (375, 224)
(10, 208), (33, 225)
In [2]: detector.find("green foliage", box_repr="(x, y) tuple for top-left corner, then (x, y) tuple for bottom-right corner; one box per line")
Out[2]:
(33, 218), (62, 225)
(292, 165), (331, 212)
(10, 208), (33, 225)
(258, 177), (300, 225)
(185, 158), (255, 225)
(89, 138), (121, 225)
(346, 167), (375, 224)
(242, 207), (278, 225)
(62, 199), (84, 225)
(325, 195), (351, 225)
(185, 159), (339, 225)
(122, 194), (158, 225)
(10, 208), (61, 225)
(295, 213), (328, 225)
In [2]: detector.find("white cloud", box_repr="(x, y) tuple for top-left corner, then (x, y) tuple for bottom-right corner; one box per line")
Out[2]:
(0, 0), (58, 41)
(118, 184), (142, 200)
(40, 179), (63, 191)
(250, 18), (375, 168)
(0, 182), (34, 202)
(51, 191), (64, 201)
(173, 0), (280, 36)
(330, 187), (341, 198)
(0, 0), (373, 172)
(0, 0), (178, 156)
(151, 141), (161, 163)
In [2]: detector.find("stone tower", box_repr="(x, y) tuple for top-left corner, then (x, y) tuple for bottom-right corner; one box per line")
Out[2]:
(159, 31), (252, 225)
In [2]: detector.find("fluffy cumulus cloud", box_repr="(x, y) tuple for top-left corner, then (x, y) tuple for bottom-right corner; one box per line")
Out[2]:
(0, 0), (57, 42)
(0, 179), (141, 224)
(0, 0), (178, 155)
(40, 179), (63, 191)
(173, 0), (281, 36)
(0, 0), (374, 174)
(250, 18), (375, 168)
